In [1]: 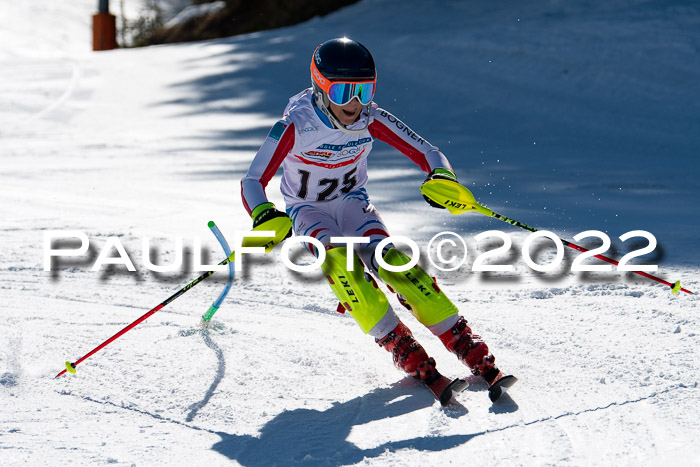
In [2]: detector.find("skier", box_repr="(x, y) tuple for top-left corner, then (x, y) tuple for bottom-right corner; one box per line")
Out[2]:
(241, 37), (515, 404)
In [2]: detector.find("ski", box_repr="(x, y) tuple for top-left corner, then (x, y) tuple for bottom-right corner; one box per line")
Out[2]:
(425, 375), (469, 406)
(488, 374), (518, 402)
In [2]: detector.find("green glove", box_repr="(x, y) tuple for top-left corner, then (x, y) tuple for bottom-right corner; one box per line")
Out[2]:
(251, 202), (293, 239)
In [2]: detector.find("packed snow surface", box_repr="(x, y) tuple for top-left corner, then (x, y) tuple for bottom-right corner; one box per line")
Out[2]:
(1, 0), (699, 465)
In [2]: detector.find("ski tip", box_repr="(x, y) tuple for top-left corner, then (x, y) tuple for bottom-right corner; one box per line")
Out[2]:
(65, 361), (76, 374)
(439, 378), (469, 406)
(450, 378), (469, 393)
(672, 280), (681, 295)
(488, 374), (517, 403)
(208, 220), (216, 228)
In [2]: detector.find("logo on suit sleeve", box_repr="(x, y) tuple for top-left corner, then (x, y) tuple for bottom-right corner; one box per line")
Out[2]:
(379, 110), (425, 145)
(267, 121), (288, 143)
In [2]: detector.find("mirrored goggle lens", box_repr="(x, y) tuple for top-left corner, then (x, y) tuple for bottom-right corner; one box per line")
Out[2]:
(327, 81), (375, 105)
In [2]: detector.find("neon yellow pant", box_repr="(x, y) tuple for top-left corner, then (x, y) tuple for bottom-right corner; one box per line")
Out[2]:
(378, 248), (458, 327)
(321, 247), (390, 334)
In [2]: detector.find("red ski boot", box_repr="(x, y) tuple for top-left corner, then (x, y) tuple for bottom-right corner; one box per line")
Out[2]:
(377, 322), (467, 405)
(438, 317), (517, 402)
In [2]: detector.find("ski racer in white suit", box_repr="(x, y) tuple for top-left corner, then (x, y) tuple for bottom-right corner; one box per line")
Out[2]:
(241, 38), (510, 401)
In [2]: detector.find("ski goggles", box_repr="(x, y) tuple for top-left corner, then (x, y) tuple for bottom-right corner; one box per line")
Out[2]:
(311, 62), (376, 106)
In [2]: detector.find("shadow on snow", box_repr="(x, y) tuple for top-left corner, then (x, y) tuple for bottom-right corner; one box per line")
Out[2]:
(211, 381), (476, 465)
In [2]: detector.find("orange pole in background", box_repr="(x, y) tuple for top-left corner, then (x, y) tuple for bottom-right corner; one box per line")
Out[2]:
(93, 0), (117, 51)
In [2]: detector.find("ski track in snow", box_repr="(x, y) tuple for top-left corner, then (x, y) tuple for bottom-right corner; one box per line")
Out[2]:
(1, 0), (700, 466)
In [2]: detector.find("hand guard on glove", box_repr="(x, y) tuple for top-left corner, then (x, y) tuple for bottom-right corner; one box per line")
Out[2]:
(422, 168), (458, 209)
(251, 202), (293, 240)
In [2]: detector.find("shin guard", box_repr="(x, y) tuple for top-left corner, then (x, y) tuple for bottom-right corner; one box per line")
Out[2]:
(321, 247), (390, 334)
(377, 248), (458, 327)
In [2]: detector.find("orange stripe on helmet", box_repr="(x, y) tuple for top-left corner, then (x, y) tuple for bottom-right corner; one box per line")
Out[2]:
(310, 57), (376, 96)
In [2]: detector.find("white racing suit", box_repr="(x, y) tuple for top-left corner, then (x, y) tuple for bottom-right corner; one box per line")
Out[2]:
(241, 88), (456, 338)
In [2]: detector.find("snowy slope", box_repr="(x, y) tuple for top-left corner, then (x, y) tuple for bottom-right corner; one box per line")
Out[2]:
(1, 0), (699, 466)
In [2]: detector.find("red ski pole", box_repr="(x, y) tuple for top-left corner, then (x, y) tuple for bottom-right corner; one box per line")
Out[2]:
(55, 217), (292, 378)
(421, 179), (694, 295)
(56, 263), (224, 378)
(487, 211), (692, 294)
